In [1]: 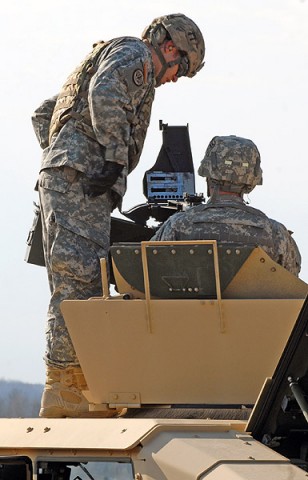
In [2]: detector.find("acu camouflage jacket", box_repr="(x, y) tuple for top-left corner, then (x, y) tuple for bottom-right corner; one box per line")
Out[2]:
(32, 37), (155, 205)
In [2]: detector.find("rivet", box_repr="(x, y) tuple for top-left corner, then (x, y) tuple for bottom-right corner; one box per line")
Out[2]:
(271, 267), (276, 272)
(235, 249), (240, 255)
(260, 258), (265, 263)
(208, 249), (213, 255)
(171, 249), (176, 255)
(194, 288), (199, 292)
(189, 249), (194, 254)
(134, 249), (140, 255)
(169, 288), (173, 292)
(113, 394), (119, 400)
(116, 249), (121, 255)
(26, 427), (33, 433)
(226, 249), (231, 255)
(131, 394), (136, 400)
(188, 288), (193, 292)
(44, 427), (51, 433)
(153, 249), (158, 255)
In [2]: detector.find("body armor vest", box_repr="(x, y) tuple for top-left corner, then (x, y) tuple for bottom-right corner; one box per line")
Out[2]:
(48, 41), (110, 144)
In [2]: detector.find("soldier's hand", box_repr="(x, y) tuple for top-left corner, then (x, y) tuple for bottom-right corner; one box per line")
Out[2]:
(84, 161), (123, 197)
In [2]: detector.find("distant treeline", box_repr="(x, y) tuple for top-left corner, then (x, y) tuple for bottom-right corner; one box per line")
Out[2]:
(0, 379), (43, 417)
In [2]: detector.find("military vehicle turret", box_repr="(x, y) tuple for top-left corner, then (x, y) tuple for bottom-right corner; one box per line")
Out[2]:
(5, 122), (308, 479)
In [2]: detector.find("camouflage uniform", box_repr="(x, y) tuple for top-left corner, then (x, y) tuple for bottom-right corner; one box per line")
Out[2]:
(152, 194), (301, 276)
(33, 37), (155, 368)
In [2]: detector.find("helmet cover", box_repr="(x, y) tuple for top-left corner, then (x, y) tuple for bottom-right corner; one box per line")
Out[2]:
(198, 135), (263, 193)
(142, 13), (205, 77)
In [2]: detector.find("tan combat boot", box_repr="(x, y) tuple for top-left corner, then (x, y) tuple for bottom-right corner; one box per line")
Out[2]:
(39, 366), (120, 418)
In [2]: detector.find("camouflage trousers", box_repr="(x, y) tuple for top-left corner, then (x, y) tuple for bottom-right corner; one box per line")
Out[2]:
(38, 166), (112, 368)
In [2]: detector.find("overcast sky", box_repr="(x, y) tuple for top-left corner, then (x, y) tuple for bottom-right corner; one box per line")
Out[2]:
(1, 0), (307, 384)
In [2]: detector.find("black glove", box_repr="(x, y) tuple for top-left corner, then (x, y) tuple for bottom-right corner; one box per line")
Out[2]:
(84, 161), (123, 198)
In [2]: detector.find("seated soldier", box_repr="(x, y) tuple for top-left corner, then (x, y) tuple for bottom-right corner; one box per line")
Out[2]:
(152, 135), (301, 276)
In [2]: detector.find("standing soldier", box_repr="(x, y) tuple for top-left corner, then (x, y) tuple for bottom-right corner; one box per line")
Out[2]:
(31, 14), (205, 418)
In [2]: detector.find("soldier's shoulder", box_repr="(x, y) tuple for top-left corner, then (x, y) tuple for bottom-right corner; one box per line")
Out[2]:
(268, 216), (289, 233)
(101, 37), (152, 91)
(170, 208), (200, 225)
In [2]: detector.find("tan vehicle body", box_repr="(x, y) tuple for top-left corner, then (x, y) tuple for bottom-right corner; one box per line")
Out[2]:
(0, 417), (306, 479)
(1, 240), (307, 479)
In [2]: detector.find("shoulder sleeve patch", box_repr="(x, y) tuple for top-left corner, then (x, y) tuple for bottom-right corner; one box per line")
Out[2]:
(121, 61), (148, 92)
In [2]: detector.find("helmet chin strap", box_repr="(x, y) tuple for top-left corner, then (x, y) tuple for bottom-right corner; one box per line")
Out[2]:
(150, 34), (181, 84)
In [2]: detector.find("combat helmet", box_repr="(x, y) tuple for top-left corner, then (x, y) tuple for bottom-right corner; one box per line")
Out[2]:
(198, 135), (263, 194)
(142, 13), (205, 83)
